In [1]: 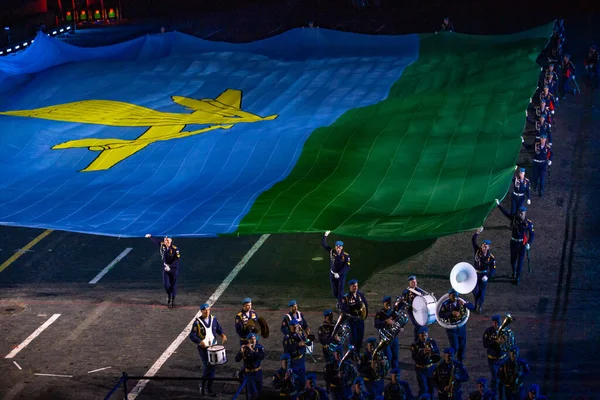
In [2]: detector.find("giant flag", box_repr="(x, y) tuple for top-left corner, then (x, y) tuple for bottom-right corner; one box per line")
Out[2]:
(0, 25), (551, 240)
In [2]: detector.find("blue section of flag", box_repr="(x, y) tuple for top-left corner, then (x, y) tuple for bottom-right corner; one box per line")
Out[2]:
(0, 30), (419, 236)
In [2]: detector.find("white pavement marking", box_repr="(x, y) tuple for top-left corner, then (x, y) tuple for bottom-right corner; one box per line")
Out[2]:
(13, 361), (22, 370)
(5, 314), (61, 359)
(127, 234), (270, 400)
(88, 366), (112, 374)
(89, 248), (133, 284)
(376, 24), (386, 33)
(34, 373), (73, 378)
(203, 29), (221, 39)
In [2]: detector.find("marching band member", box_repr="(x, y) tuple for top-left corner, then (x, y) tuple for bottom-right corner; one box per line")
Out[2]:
(383, 368), (413, 400)
(341, 279), (369, 351)
(401, 276), (426, 342)
(510, 167), (531, 214)
(496, 200), (535, 285)
(234, 333), (265, 400)
(188, 303), (228, 397)
(324, 346), (350, 400)
(483, 315), (515, 396)
(432, 348), (469, 400)
(374, 296), (400, 370)
(300, 373), (328, 399)
(235, 297), (259, 345)
(358, 337), (387, 397)
(498, 346), (530, 400)
(318, 309), (336, 363)
(471, 228), (497, 314)
(273, 354), (300, 399)
(145, 233), (180, 308)
(468, 377), (495, 400)
(438, 289), (474, 363)
(322, 231), (351, 306)
(350, 377), (373, 400)
(410, 326), (439, 398)
(282, 299), (310, 336)
(283, 319), (308, 389)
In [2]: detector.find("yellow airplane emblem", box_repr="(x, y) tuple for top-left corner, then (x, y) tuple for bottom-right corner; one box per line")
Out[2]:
(0, 89), (277, 171)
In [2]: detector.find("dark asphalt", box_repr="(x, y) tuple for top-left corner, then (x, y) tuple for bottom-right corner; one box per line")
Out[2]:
(1, 2), (599, 399)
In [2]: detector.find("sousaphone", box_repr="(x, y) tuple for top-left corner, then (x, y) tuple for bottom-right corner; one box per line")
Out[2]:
(435, 262), (477, 329)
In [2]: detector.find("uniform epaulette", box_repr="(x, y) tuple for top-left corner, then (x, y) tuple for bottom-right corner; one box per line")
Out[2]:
(172, 245), (177, 249)
(343, 252), (349, 255)
(527, 219), (532, 223)
(236, 311), (243, 317)
(489, 253), (495, 259)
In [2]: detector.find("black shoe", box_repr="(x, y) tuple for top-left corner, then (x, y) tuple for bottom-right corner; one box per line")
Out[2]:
(199, 384), (205, 395)
(170, 299), (176, 308)
(167, 295), (172, 305)
(516, 277), (521, 285)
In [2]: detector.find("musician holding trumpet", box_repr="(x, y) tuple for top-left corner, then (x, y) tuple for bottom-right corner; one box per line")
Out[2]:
(411, 326), (440, 398)
(432, 348), (470, 400)
(234, 333), (265, 400)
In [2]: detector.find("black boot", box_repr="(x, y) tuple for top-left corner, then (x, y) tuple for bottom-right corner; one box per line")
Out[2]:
(167, 294), (172, 306)
(170, 297), (176, 309)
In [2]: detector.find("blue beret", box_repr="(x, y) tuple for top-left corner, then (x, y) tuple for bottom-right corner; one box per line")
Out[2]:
(335, 240), (344, 246)
(444, 347), (455, 355)
(383, 296), (392, 303)
(518, 206), (528, 212)
(408, 275), (417, 281)
(200, 303), (210, 310)
(519, 167), (526, 172)
(539, 134), (548, 139)
(366, 337), (377, 344)
(280, 353), (291, 360)
(418, 326), (429, 334)
(246, 333), (257, 339)
(510, 345), (520, 352)
(306, 373), (317, 382)
(491, 314), (502, 323)
(242, 297), (252, 304)
(348, 279), (358, 285)
(390, 368), (400, 375)
(529, 384), (540, 393)
(477, 377), (488, 385)
(289, 318), (299, 326)
(483, 239), (491, 245)
(288, 300), (297, 307)
(549, 63), (554, 67)
(323, 309), (333, 316)
(448, 288), (458, 295)
(353, 377), (364, 385)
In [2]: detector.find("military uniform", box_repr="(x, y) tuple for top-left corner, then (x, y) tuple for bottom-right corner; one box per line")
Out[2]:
(235, 299), (259, 345)
(148, 236), (180, 306)
(374, 296), (400, 370)
(318, 310), (336, 363)
(325, 349), (351, 400)
(188, 304), (226, 396)
(535, 118), (553, 147)
(468, 377), (495, 400)
(349, 377), (374, 400)
(432, 349), (469, 400)
(523, 138), (552, 197)
(482, 315), (515, 396)
(358, 337), (387, 397)
(584, 46), (599, 88)
(471, 233), (496, 313)
(510, 170), (531, 214)
(401, 276), (426, 342)
(384, 368), (413, 400)
(283, 319), (308, 389)
(234, 333), (265, 399)
(438, 290), (474, 362)
(341, 280), (369, 351)
(560, 56), (577, 97)
(497, 204), (535, 283)
(410, 327), (439, 397)
(273, 354), (300, 399)
(300, 373), (328, 400)
(281, 300), (309, 336)
(498, 347), (530, 400)
(322, 235), (351, 303)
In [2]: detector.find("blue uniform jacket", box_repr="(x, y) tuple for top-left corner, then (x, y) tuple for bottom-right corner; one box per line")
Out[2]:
(497, 204), (535, 244)
(433, 361), (469, 393)
(283, 332), (307, 360)
(235, 310), (259, 339)
(189, 315), (224, 345)
(472, 233), (497, 279)
(322, 235), (351, 275)
(438, 298), (474, 323)
(411, 338), (440, 367)
(341, 291), (369, 318)
(523, 141), (552, 163)
(149, 237), (180, 270)
(234, 343), (265, 370)
(281, 311), (309, 336)
(511, 176), (531, 200)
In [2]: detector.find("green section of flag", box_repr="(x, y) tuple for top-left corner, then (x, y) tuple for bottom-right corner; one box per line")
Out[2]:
(235, 24), (553, 241)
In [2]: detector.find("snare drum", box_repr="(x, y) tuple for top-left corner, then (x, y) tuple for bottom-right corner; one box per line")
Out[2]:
(412, 294), (437, 326)
(207, 345), (227, 365)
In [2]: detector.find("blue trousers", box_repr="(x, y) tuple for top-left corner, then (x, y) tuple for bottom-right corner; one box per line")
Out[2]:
(445, 325), (467, 362)
(291, 356), (306, 389)
(365, 378), (384, 397)
(510, 241), (526, 279)
(383, 337), (399, 370)
(162, 270), (178, 298)
(415, 365), (435, 397)
(510, 194), (526, 215)
(330, 274), (346, 303)
(349, 319), (365, 351)
(198, 347), (216, 390)
(473, 277), (488, 309)
(244, 370), (262, 399)
(488, 356), (506, 396)
(531, 163), (547, 195)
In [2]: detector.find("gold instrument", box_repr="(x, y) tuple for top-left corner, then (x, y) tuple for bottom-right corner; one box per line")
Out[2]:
(425, 339), (441, 364)
(325, 312), (351, 354)
(258, 316), (270, 338)
(496, 314), (515, 352)
(244, 316), (270, 338)
(370, 343), (390, 379)
(338, 345), (359, 388)
(358, 303), (368, 320)
(447, 361), (457, 398)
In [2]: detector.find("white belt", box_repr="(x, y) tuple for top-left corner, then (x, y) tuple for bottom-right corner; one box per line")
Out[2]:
(533, 159), (547, 163)
(512, 192), (525, 196)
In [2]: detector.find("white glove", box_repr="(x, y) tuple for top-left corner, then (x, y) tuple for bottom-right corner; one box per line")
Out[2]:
(476, 227), (484, 234)
(495, 199), (500, 205)
(527, 199), (531, 205)
(482, 276), (488, 282)
(548, 161), (552, 166)
(145, 234), (151, 238)
(521, 136), (524, 143)
(324, 230), (331, 236)
(164, 265), (171, 272)
(525, 244), (530, 250)
(334, 273), (340, 279)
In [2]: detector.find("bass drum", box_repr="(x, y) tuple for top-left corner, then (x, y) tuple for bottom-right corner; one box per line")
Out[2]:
(412, 294), (437, 326)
